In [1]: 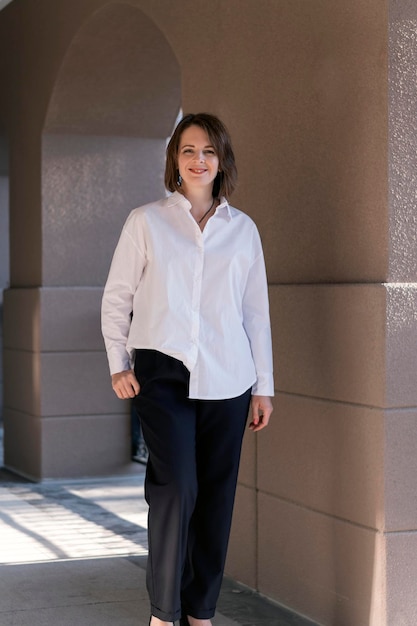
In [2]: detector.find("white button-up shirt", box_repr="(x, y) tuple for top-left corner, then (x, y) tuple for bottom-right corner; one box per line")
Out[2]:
(101, 191), (274, 400)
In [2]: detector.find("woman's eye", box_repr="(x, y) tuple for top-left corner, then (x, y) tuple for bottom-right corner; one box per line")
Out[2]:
(181, 148), (216, 156)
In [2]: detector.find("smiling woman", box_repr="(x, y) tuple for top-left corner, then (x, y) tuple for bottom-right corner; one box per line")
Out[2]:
(164, 113), (237, 201)
(101, 112), (274, 626)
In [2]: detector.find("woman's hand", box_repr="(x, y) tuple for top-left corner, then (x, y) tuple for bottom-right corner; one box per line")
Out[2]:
(111, 369), (140, 399)
(249, 395), (273, 432)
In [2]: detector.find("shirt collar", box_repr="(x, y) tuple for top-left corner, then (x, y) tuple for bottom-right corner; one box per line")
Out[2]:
(167, 190), (232, 222)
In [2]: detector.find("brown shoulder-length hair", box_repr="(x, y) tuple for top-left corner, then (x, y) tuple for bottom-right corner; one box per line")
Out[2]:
(165, 113), (237, 199)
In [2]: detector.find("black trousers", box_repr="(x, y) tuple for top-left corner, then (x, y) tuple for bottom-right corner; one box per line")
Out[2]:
(133, 350), (251, 622)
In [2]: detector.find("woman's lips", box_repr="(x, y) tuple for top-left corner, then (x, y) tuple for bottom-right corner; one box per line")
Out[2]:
(189, 168), (207, 174)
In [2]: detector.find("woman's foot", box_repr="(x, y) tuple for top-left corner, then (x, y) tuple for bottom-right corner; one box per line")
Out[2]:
(149, 617), (174, 626)
(187, 619), (212, 626)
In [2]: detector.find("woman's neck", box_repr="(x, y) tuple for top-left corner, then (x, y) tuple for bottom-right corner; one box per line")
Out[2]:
(181, 186), (214, 211)
(181, 185), (217, 228)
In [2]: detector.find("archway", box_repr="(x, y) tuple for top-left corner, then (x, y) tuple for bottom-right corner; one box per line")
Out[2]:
(4, 1), (181, 479)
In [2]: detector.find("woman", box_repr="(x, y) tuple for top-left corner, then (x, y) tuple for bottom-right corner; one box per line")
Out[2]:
(101, 113), (274, 626)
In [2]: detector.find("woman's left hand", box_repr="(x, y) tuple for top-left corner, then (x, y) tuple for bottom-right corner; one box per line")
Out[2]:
(249, 395), (273, 432)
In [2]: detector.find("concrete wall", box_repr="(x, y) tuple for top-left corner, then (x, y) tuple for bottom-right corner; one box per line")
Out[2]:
(1, 0), (417, 625)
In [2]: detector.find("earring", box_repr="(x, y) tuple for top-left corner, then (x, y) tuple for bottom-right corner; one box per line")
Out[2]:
(178, 173), (182, 186)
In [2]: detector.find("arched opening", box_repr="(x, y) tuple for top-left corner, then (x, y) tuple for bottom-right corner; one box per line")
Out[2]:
(4, 1), (181, 479)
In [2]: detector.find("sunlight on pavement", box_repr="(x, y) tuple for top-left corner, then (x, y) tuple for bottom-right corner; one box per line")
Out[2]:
(0, 477), (148, 565)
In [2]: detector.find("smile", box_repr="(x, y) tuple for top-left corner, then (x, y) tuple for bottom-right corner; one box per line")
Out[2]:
(189, 168), (207, 174)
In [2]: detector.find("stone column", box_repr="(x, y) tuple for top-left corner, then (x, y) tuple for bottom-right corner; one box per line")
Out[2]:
(384, 2), (417, 624)
(225, 1), (417, 624)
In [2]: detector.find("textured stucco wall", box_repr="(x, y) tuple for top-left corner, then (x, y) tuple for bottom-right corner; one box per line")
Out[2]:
(385, 3), (417, 625)
(389, 0), (417, 281)
(42, 134), (167, 286)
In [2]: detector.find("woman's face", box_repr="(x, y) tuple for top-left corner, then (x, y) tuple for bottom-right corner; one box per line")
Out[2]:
(177, 125), (220, 193)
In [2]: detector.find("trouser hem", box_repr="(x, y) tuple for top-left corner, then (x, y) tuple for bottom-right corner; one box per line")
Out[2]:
(151, 603), (181, 621)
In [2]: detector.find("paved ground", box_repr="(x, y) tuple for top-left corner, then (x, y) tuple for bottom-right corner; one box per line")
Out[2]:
(0, 447), (317, 626)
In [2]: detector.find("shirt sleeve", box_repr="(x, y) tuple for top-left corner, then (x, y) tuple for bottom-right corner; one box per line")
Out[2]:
(242, 227), (274, 396)
(101, 211), (147, 375)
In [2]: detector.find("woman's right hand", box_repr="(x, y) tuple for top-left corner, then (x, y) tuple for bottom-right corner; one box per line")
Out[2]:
(111, 370), (140, 399)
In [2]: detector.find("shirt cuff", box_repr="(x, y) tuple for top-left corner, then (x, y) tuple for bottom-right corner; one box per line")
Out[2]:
(251, 372), (274, 397)
(107, 349), (133, 376)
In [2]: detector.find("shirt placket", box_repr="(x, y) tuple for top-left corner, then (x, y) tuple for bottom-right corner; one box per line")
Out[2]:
(188, 226), (204, 395)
